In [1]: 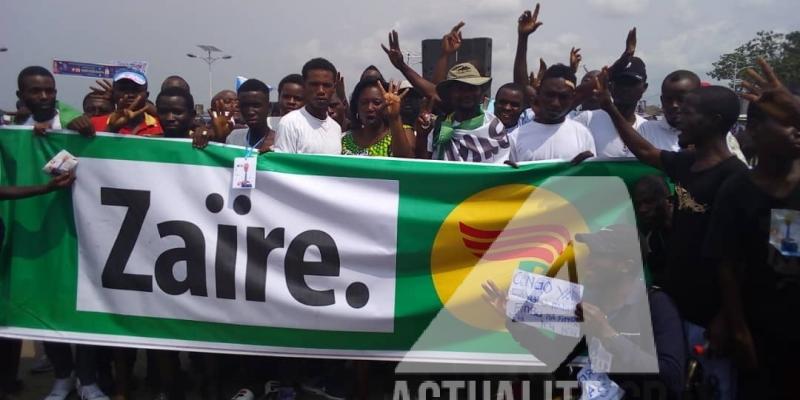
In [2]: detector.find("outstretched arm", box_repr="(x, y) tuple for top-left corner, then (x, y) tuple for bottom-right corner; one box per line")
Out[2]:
(514, 3), (543, 86)
(0, 172), (75, 200)
(382, 30), (439, 102)
(741, 58), (800, 129)
(569, 47), (582, 75)
(432, 22), (465, 84)
(608, 28), (637, 77)
(380, 81), (416, 158)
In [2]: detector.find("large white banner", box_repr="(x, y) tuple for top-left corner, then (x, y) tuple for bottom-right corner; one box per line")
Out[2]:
(73, 158), (399, 333)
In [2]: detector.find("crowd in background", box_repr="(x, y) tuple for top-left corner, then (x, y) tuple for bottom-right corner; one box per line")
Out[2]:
(1, 3), (799, 400)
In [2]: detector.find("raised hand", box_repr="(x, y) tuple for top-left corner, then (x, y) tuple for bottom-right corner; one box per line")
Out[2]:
(381, 30), (405, 69)
(378, 80), (409, 119)
(625, 27), (637, 57)
(209, 99), (233, 138)
(89, 79), (113, 101)
(442, 22), (465, 55)
(741, 58), (800, 128)
(529, 58), (547, 90)
(107, 94), (148, 132)
(66, 115), (96, 137)
(591, 67), (613, 108)
(335, 72), (347, 106)
(518, 3), (543, 36)
(609, 28), (637, 77)
(570, 47), (582, 74)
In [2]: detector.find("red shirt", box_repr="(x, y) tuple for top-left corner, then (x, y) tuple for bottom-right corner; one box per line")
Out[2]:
(91, 113), (163, 136)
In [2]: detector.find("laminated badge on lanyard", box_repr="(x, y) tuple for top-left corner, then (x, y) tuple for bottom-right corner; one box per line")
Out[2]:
(232, 130), (262, 190)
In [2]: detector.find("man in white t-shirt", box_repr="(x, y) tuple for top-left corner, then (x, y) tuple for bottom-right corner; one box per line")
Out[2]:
(573, 57), (648, 159)
(639, 70), (704, 152)
(512, 64), (596, 162)
(274, 58), (342, 154)
(639, 70), (748, 163)
(16, 66), (93, 136)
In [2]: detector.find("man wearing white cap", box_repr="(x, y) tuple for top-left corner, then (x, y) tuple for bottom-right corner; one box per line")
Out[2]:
(90, 69), (163, 136)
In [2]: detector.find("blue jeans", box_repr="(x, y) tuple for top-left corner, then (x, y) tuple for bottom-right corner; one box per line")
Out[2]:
(684, 321), (737, 400)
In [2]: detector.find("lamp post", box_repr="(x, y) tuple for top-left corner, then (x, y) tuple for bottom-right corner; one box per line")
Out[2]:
(403, 50), (422, 66)
(731, 66), (753, 93)
(187, 45), (232, 105)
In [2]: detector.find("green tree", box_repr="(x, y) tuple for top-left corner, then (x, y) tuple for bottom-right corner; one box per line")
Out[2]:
(775, 31), (800, 85)
(709, 30), (800, 89)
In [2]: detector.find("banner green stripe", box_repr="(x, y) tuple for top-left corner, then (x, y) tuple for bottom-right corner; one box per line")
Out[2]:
(0, 128), (659, 360)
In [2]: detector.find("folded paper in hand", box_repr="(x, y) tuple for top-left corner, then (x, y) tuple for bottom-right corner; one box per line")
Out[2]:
(506, 269), (584, 337)
(43, 150), (78, 175)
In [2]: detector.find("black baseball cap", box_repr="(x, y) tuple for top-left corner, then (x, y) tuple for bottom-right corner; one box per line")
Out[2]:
(612, 57), (647, 82)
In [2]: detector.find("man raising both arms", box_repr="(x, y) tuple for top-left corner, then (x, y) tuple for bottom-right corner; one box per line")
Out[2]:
(273, 58), (342, 154)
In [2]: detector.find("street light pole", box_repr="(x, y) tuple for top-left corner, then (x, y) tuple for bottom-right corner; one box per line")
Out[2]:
(186, 45), (232, 106)
(732, 66), (752, 93)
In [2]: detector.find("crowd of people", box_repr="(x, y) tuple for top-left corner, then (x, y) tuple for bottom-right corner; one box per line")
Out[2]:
(1, 3), (799, 400)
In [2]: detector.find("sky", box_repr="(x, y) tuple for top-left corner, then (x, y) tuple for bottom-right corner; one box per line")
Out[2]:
(1, 0), (797, 111)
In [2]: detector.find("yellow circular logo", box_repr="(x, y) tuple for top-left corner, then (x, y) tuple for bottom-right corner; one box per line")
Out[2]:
(431, 184), (589, 331)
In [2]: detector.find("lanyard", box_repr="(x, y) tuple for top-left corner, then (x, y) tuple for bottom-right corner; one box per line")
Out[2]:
(245, 129), (265, 157)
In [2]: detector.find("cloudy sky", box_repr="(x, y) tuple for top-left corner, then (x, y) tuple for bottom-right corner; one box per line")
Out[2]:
(1, 0), (796, 111)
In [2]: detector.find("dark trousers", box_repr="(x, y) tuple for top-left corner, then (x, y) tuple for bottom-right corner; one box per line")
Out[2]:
(0, 338), (21, 391)
(44, 342), (99, 384)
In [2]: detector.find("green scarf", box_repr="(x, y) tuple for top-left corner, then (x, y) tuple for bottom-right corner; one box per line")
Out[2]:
(433, 111), (486, 160)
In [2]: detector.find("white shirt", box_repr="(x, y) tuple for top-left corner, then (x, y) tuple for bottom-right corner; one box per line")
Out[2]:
(639, 118), (748, 163)
(267, 116), (281, 130)
(517, 108), (536, 128)
(23, 110), (61, 130)
(226, 128), (257, 147)
(638, 118), (680, 151)
(273, 107), (342, 154)
(573, 110), (646, 159)
(511, 118), (596, 162)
